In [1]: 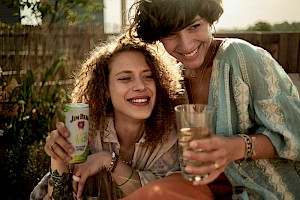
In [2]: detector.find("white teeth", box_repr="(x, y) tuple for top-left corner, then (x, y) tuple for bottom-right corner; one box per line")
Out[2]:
(131, 98), (148, 103)
(183, 47), (198, 57)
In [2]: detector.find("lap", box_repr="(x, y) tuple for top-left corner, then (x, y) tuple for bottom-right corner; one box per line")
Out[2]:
(121, 173), (214, 200)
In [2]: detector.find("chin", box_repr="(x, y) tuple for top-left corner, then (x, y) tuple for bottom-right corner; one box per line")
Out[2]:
(182, 61), (201, 70)
(133, 112), (152, 120)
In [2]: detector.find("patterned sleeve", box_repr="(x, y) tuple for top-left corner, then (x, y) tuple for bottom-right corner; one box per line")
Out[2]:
(237, 41), (300, 161)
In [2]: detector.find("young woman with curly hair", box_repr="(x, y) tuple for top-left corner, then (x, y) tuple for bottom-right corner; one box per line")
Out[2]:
(30, 34), (185, 200)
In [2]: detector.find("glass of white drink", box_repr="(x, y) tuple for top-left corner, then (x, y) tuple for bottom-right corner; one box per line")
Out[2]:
(174, 104), (216, 182)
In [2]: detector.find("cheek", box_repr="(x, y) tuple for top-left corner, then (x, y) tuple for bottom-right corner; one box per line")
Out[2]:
(161, 41), (174, 54)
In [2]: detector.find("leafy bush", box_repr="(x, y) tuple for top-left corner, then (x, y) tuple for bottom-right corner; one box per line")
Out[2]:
(1, 57), (71, 199)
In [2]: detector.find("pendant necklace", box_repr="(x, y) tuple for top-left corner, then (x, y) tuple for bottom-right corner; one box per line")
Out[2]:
(188, 39), (217, 79)
(186, 39), (218, 104)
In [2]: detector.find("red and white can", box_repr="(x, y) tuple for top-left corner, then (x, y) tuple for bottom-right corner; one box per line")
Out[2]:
(65, 103), (89, 163)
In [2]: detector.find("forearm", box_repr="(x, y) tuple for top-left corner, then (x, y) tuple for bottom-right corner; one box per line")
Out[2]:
(48, 159), (72, 199)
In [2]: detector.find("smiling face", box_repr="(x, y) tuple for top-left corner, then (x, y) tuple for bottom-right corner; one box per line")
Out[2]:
(108, 51), (156, 121)
(160, 16), (212, 70)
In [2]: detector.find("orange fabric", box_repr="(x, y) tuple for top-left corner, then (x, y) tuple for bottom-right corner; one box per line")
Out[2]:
(122, 173), (214, 200)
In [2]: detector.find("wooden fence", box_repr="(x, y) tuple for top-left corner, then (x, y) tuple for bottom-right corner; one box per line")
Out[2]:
(216, 32), (300, 73)
(0, 24), (110, 85)
(1, 25), (300, 84)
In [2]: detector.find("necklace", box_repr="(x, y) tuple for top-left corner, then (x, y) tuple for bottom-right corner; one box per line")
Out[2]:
(122, 160), (133, 166)
(187, 63), (209, 104)
(186, 39), (219, 104)
(120, 156), (133, 166)
(188, 38), (217, 78)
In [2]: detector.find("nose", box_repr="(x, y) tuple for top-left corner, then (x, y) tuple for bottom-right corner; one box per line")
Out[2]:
(132, 78), (146, 91)
(178, 32), (194, 53)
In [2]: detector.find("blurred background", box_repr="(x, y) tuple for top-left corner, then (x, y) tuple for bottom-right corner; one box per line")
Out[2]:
(0, 0), (299, 199)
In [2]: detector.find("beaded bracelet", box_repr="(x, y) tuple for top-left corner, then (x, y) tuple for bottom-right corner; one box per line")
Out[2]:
(106, 152), (119, 173)
(237, 134), (255, 166)
(116, 168), (134, 187)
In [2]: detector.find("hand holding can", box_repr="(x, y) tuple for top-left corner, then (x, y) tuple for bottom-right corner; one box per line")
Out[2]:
(65, 103), (89, 164)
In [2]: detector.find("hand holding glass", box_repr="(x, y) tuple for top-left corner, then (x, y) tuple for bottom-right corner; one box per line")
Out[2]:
(175, 104), (216, 182)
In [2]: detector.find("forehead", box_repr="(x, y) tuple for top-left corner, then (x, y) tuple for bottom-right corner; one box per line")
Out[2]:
(109, 51), (151, 73)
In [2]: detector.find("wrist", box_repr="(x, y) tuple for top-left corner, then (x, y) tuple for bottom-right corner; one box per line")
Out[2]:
(106, 152), (119, 173)
(51, 158), (69, 174)
(236, 134), (256, 166)
(228, 136), (246, 161)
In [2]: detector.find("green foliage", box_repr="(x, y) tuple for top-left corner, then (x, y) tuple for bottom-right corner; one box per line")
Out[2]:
(1, 57), (71, 199)
(247, 21), (272, 31)
(246, 21), (300, 32)
(19, 0), (104, 25)
(272, 22), (300, 31)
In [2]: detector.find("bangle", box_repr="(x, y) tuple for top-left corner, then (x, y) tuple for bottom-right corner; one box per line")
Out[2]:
(49, 167), (63, 179)
(106, 152), (119, 173)
(49, 164), (72, 179)
(116, 168), (134, 187)
(236, 134), (255, 166)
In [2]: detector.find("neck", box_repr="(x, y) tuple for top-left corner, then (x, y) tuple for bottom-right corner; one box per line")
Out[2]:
(114, 117), (146, 147)
(188, 38), (216, 78)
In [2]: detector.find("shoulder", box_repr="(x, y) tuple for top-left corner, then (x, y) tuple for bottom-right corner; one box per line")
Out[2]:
(217, 38), (261, 58)
(216, 38), (274, 68)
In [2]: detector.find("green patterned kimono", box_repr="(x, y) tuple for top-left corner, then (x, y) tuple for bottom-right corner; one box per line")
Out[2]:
(189, 38), (300, 199)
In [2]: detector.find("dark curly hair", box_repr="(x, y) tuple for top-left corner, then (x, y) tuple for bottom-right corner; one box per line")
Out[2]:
(70, 33), (184, 148)
(129, 0), (223, 43)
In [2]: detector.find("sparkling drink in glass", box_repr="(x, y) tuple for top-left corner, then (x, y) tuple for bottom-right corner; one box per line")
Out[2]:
(175, 104), (216, 182)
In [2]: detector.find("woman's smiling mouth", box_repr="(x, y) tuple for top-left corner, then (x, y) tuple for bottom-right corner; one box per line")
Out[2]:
(129, 98), (149, 103)
(181, 46), (199, 57)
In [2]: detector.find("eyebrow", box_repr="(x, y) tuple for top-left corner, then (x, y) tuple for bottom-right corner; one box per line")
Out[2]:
(115, 69), (152, 76)
(190, 16), (203, 24)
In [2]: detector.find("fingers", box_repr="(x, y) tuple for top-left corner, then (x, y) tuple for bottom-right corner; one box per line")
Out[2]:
(182, 136), (229, 185)
(56, 122), (71, 138)
(72, 165), (88, 198)
(44, 122), (74, 163)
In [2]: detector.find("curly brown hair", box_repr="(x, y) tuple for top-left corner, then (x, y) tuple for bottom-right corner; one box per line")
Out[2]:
(129, 0), (223, 43)
(70, 33), (184, 148)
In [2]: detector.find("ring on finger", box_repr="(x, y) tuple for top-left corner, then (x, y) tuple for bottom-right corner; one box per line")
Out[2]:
(49, 142), (56, 150)
(72, 175), (81, 182)
(213, 162), (219, 170)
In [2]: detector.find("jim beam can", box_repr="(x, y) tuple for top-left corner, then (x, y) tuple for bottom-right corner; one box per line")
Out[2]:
(65, 103), (89, 163)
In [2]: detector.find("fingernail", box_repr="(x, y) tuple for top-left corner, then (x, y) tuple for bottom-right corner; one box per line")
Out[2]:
(65, 156), (71, 162)
(183, 151), (191, 158)
(69, 148), (74, 154)
(190, 141), (198, 148)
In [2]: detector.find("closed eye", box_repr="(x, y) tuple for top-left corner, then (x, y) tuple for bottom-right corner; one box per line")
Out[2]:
(118, 77), (131, 81)
(190, 23), (201, 30)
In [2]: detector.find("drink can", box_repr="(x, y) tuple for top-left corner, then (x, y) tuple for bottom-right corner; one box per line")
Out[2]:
(65, 103), (89, 163)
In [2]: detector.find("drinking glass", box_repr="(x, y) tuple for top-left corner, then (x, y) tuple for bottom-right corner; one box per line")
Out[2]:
(175, 104), (216, 182)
